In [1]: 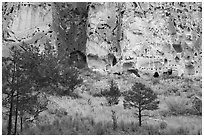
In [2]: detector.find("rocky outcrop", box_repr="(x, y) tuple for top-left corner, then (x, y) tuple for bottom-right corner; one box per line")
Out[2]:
(2, 2), (202, 77)
(2, 2), (54, 57)
(52, 2), (88, 61)
(86, 2), (202, 77)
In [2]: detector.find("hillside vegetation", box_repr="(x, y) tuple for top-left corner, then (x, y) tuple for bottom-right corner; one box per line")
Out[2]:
(2, 60), (202, 134)
(2, 2), (202, 135)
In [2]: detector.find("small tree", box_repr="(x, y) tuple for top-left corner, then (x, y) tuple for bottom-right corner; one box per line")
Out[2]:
(123, 82), (159, 126)
(102, 80), (121, 106)
(102, 79), (121, 130)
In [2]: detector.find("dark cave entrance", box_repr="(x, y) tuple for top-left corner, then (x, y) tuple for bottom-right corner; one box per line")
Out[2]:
(107, 53), (117, 66)
(69, 50), (87, 68)
(153, 72), (159, 78)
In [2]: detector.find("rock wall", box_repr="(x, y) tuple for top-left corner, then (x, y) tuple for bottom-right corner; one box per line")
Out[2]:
(2, 2), (202, 77)
(86, 2), (123, 70)
(52, 2), (88, 63)
(2, 2), (55, 57)
(86, 2), (202, 77)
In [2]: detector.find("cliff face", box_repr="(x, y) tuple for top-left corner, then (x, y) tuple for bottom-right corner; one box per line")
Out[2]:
(52, 2), (88, 62)
(2, 2), (54, 57)
(86, 2), (202, 77)
(2, 2), (202, 77)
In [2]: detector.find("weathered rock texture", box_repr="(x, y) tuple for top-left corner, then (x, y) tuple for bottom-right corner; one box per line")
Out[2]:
(2, 2), (54, 56)
(86, 2), (202, 77)
(52, 2), (88, 63)
(2, 2), (202, 77)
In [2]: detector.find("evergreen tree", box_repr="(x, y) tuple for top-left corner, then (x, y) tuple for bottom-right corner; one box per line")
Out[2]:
(102, 80), (121, 106)
(2, 42), (82, 134)
(123, 82), (159, 126)
(102, 79), (121, 130)
(2, 44), (46, 134)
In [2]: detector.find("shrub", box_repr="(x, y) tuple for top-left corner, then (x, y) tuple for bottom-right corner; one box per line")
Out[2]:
(159, 121), (167, 130)
(152, 78), (160, 85)
(191, 96), (202, 115)
(37, 115), (50, 126)
(56, 108), (68, 117)
(92, 90), (103, 97)
(166, 87), (179, 96)
(165, 96), (191, 115)
(94, 122), (105, 135)
(102, 80), (121, 106)
(159, 110), (170, 117)
(144, 124), (160, 135)
(101, 79), (121, 130)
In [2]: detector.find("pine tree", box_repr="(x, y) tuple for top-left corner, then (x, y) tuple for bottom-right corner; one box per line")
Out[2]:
(2, 55), (16, 135)
(2, 45), (45, 134)
(102, 79), (121, 106)
(123, 82), (159, 126)
(2, 41), (83, 133)
(102, 79), (121, 130)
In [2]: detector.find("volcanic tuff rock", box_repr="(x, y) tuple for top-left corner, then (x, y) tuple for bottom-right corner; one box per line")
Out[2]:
(2, 2), (54, 56)
(2, 2), (202, 77)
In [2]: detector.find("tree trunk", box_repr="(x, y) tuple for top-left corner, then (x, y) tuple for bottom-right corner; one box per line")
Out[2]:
(20, 114), (23, 133)
(7, 91), (14, 135)
(7, 61), (16, 135)
(111, 110), (117, 130)
(138, 106), (142, 126)
(14, 62), (20, 135)
(14, 90), (19, 135)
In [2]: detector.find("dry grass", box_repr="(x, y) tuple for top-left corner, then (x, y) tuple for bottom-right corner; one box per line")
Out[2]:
(17, 114), (201, 135)
(2, 70), (202, 135)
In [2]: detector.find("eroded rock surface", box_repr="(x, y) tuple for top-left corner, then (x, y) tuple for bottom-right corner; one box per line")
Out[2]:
(2, 2), (202, 78)
(87, 2), (202, 77)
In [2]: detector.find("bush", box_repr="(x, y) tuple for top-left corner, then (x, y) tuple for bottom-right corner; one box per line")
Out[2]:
(102, 79), (121, 106)
(152, 78), (160, 85)
(191, 96), (202, 115)
(165, 87), (179, 96)
(159, 110), (170, 117)
(55, 66), (83, 96)
(37, 115), (50, 126)
(159, 121), (167, 130)
(144, 124), (160, 135)
(94, 122), (105, 135)
(165, 96), (191, 115)
(92, 89), (104, 97)
(56, 108), (68, 117)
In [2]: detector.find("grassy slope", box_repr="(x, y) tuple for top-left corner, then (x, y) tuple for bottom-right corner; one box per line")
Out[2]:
(2, 69), (202, 134)
(42, 70), (202, 134)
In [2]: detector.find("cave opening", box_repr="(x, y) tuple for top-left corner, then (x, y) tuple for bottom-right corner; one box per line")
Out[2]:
(153, 72), (159, 78)
(112, 56), (117, 66)
(69, 50), (87, 68)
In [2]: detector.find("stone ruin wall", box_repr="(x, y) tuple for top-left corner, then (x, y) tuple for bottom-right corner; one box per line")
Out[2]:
(2, 2), (202, 77)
